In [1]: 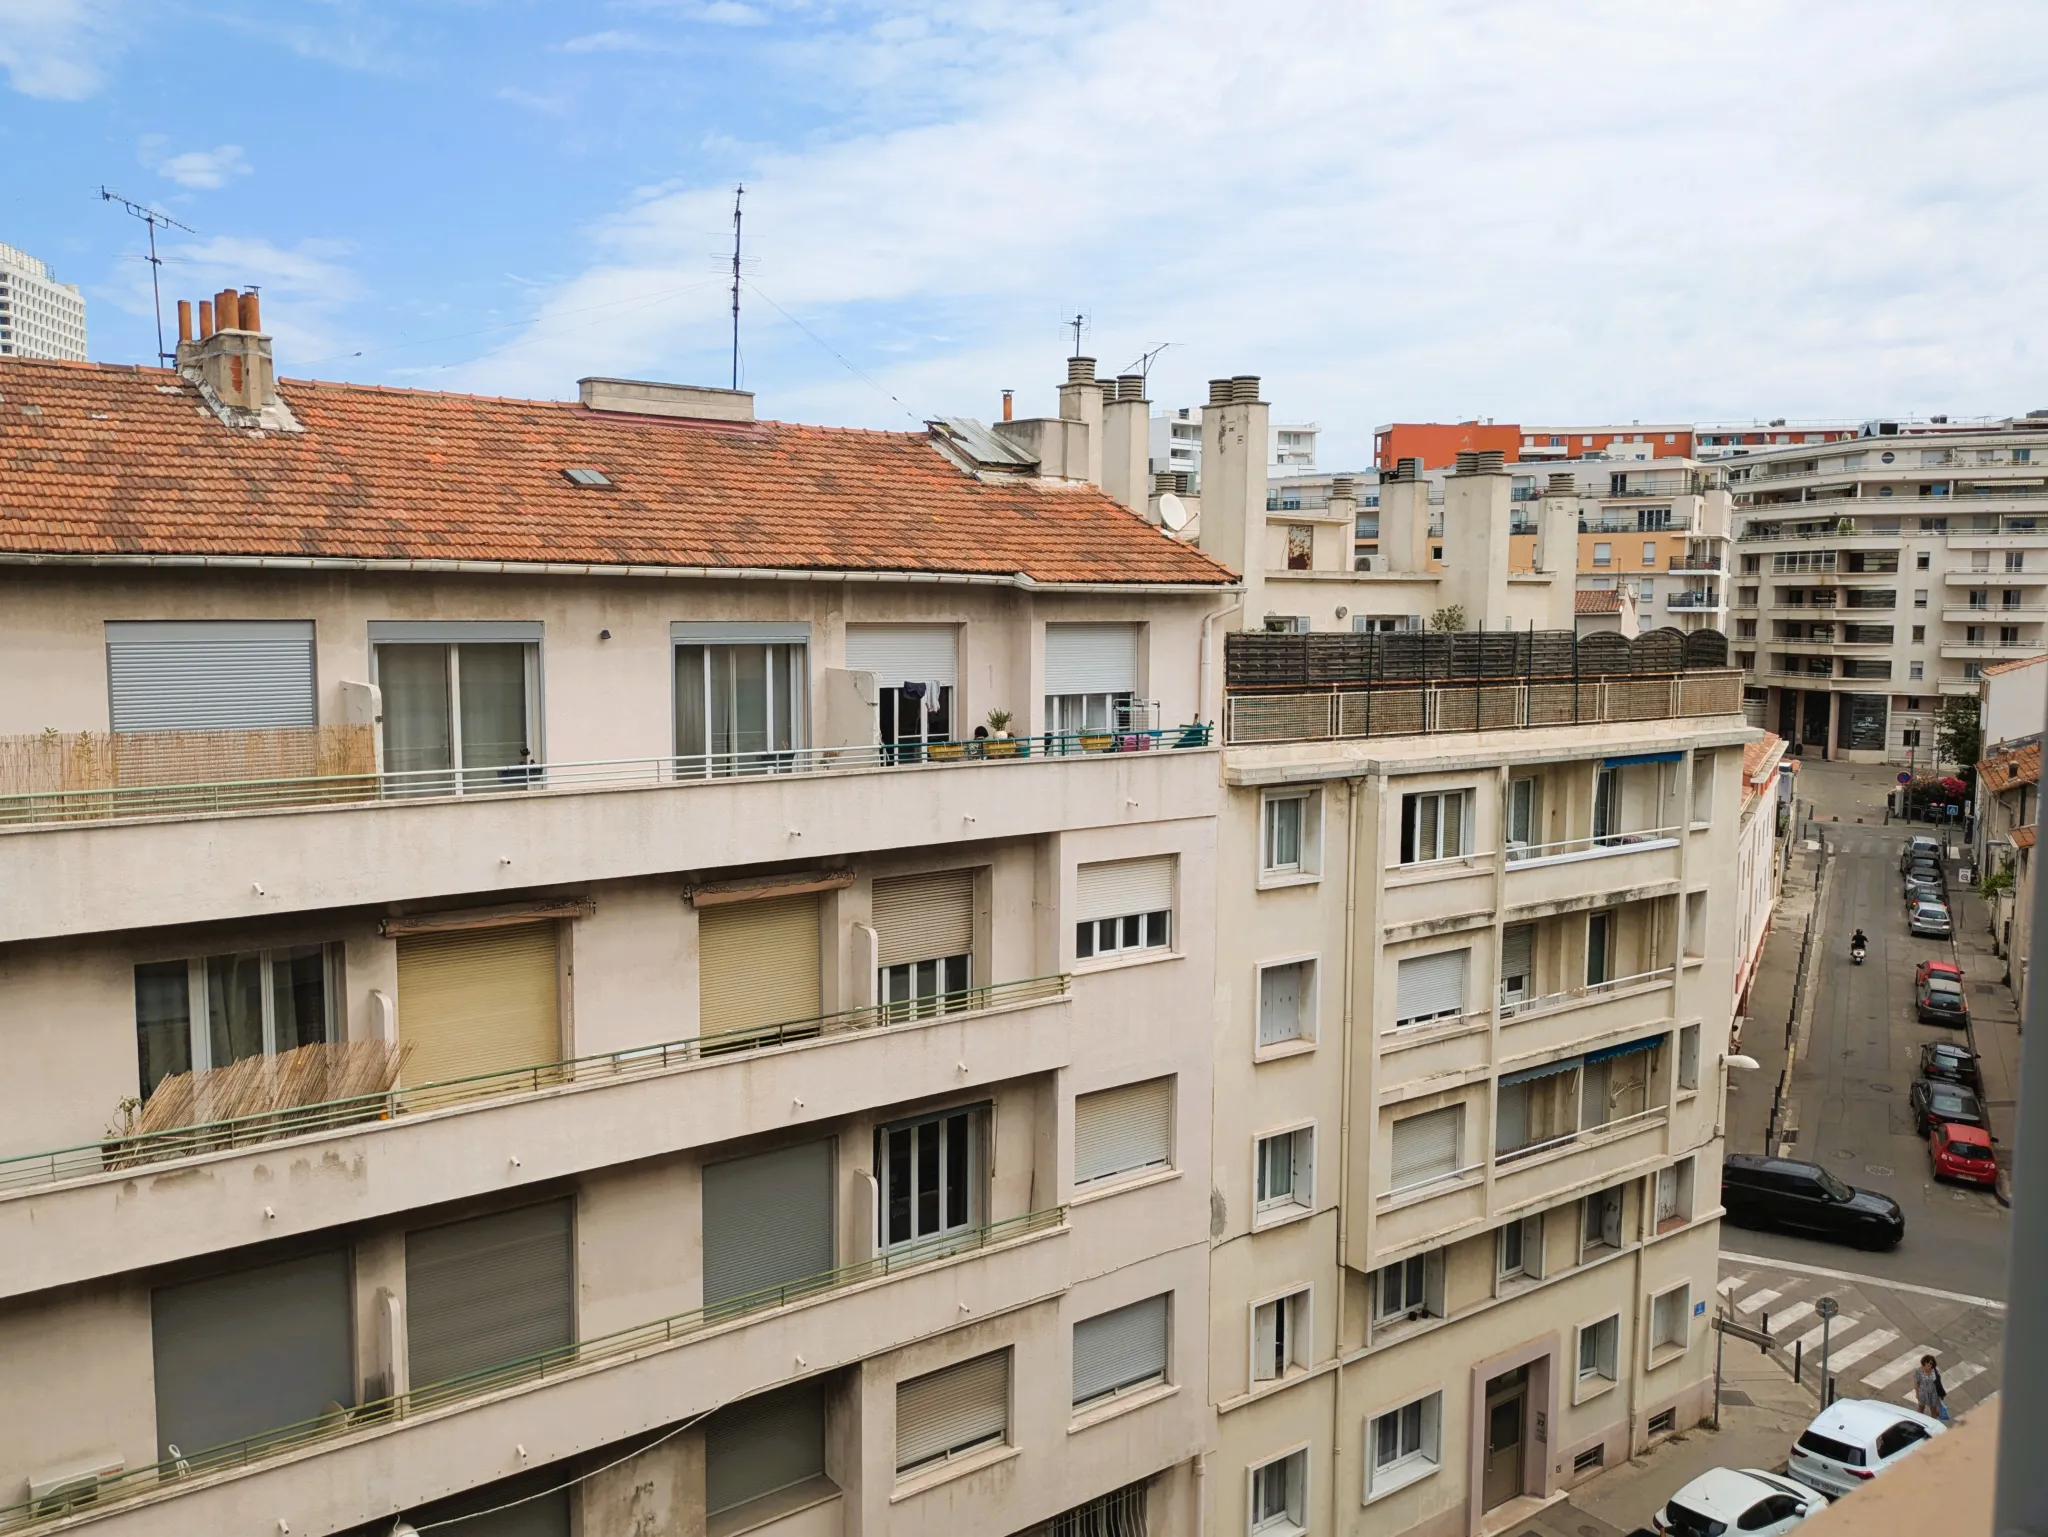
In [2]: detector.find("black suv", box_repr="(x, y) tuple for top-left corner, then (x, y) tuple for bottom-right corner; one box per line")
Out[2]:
(1722, 1154), (1905, 1249)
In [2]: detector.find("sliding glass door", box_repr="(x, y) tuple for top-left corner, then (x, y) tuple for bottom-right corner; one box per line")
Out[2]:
(674, 643), (807, 775)
(377, 643), (537, 794)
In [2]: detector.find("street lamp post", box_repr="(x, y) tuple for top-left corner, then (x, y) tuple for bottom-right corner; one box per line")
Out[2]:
(1816, 1296), (1839, 1407)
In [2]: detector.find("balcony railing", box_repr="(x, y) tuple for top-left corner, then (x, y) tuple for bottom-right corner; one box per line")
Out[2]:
(1668, 555), (1723, 572)
(0, 975), (1071, 1194)
(1666, 591), (1721, 609)
(1506, 829), (1680, 866)
(0, 727), (1213, 829)
(0, 1206), (1068, 1532)
(1498, 965), (1676, 1021)
(1224, 673), (1743, 745)
(1494, 1104), (1666, 1166)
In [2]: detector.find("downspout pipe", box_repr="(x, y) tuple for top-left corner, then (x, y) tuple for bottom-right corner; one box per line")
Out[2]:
(1995, 833), (2048, 1536)
(1331, 773), (1367, 1527)
(1198, 591), (1247, 727)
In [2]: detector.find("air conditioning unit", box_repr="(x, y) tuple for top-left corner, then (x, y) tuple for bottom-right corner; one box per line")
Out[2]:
(28, 1459), (123, 1518)
(1354, 553), (1387, 572)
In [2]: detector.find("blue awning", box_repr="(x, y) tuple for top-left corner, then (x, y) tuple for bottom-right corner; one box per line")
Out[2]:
(1602, 752), (1683, 767)
(1585, 1034), (1663, 1065)
(1500, 1055), (1582, 1088)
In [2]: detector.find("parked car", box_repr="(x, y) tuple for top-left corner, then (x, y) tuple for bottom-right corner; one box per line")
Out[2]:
(1915, 958), (1964, 987)
(1908, 900), (1952, 938)
(1899, 835), (1942, 873)
(1903, 875), (1944, 909)
(1788, 1400), (1945, 1499)
(1918, 1039), (1983, 1092)
(1909, 1077), (1987, 1135)
(1722, 1154), (1904, 1249)
(1930, 1123), (1999, 1187)
(1654, 1468), (1817, 1537)
(1914, 969), (1969, 1027)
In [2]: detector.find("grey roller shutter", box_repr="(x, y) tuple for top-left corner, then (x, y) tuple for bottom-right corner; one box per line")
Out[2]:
(151, 1249), (353, 1462)
(844, 625), (958, 689)
(407, 1200), (574, 1388)
(1500, 925), (1534, 994)
(1389, 1105), (1462, 1190)
(1074, 1077), (1173, 1185)
(1395, 949), (1467, 1024)
(896, 1351), (1009, 1472)
(701, 1137), (836, 1308)
(872, 870), (975, 967)
(705, 1379), (828, 1515)
(1072, 1294), (1169, 1405)
(1045, 623), (1140, 695)
(106, 620), (316, 732)
(1076, 856), (1174, 923)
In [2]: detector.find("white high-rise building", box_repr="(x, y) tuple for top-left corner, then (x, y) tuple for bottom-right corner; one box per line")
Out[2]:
(0, 243), (87, 361)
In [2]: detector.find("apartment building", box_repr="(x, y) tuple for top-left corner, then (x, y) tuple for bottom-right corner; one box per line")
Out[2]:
(1973, 655), (2046, 1014)
(1150, 405), (1319, 489)
(0, 241), (87, 361)
(1191, 382), (1752, 1537)
(1692, 423), (1859, 461)
(0, 304), (1237, 1537)
(1537, 462), (1733, 636)
(1732, 735), (1789, 1014)
(1727, 415), (2048, 762)
(1517, 426), (1696, 463)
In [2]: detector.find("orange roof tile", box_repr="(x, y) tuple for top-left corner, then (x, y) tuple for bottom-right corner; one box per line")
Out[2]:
(1982, 654), (2047, 677)
(1575, 589), (1624, 614)
(1978, 741), (2041, 789)
(1743, 730), (1784, 784)
(2013, 823), (2036, 850)
(0, 359), (1236, 587)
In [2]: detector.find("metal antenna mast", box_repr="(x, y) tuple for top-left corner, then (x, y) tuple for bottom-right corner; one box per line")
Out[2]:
(1067, 312), (1088, 357)
(99, 187), (194, 366)
(730, 184), (744, 391)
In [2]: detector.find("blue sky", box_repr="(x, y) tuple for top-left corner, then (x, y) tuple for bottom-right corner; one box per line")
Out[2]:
(4, 0), (2046, 468)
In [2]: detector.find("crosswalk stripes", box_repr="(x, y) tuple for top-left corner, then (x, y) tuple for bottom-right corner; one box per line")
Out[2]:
(1736, 1287), (1781, 1315)
(1862, 1346), (1935, 1391)
(1789, 1316), (1855, 1357)
(1717, 1275), (1748, 1298)
(1894, 1360), (1987, 1405)
(1770, 1301), (1816, 1331)
(1822, 1328), (1900, 1371)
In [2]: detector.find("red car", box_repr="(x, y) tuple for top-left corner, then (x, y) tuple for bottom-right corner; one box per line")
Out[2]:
(1929, 1123), (1998, 1187)
(1915, 959), (1964, 988)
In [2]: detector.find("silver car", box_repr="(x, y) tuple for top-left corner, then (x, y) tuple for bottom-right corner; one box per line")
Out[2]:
(1908, 899), (1952, 938)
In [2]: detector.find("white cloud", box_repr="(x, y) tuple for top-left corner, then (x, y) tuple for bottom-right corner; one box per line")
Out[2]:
(103, 234), (363, 369)
(0, 0), (123, 99)
(141, 139), (253, 190)
(562, 29), (668, 53)
(443, 0), (2048, 459)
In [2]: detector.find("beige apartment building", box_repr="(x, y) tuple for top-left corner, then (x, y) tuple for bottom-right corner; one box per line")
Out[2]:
(1185, 384), (1752, 1537)
(0, 309), (1238, 1537)
(1727, 415), (2048, 761)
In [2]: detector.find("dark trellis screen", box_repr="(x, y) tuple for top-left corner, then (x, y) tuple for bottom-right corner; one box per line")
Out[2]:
(1225, 627), (1728, 691)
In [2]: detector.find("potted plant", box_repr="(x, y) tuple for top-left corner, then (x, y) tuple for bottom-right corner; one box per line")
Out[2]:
(983, 708), (1023, 757)
(985, 709), (1012, 738)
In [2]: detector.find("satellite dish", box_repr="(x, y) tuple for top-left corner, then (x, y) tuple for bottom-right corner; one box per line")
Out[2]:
(1158, 492), (1190, 532)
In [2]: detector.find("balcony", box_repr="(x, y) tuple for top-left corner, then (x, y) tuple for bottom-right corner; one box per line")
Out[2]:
(1665, 591), (1721, 610)
(1939, 641), (2048, 661)
(1225, 673), (1744, 746)
(0, 1208), (1071, 1536)
(0, 976), (1073, 1299)
(1667, 555), (1723, 572)
(1497, 968), (1677, 1062)
(1503, 835), (1681, 916)
(1944, 568), (2048, 585)
(1491, 1106), (1669, 1212)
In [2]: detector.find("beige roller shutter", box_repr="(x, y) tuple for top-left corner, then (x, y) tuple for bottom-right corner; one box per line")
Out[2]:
(872, 870), (975, 967)
(895, 1350), (1009, 1473)
(1076, 855), (1175, 923)
(396, 922), (561, 1088)
(1074, 1077), (1173, 1186)
(699, 894), (821, 1038)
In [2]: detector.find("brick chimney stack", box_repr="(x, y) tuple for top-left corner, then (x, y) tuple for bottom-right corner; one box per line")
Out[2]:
(176, 285), (295, 430)
(1099, 373), (1150, 514)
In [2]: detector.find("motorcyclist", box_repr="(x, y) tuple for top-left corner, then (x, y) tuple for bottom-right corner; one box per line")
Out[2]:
(1850, 928), (1868, 953)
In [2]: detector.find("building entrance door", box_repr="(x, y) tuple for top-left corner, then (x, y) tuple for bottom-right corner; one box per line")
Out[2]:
(1799, 690), (1831, 750)
(1483, 1366), (1528, 1512)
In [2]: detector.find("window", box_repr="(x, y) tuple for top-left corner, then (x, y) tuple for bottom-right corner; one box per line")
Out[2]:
(1499, 923), (1535, 1007)
(896, 1351), (1009, 1475)
(1389, 1104), (1463, 1191)
(1506, 777), (1539, 855)
(1585, 908), (1616, 985)
(1366, 1392), (1443, 1497)
(1285, 524), (1314, 570)
(874, 869), (975, 1021)
(1263, 615), (1310, 634)
(705, 1380), (828, 1519)
(1591, 767), (1620, 844)
(1916, 551), (1931, 569)
(2009, 551), (2027, 572)
(1073, 1294), (1169, 1407)
(1655, 1158), (1696, 1231)
(1581, 1040), (1653, 1127)
(1074, 1078), (1173, 1188)
(1394, 948), (1467, 1027)
(1913, 589), (1929, 608)
(1496, 1061), (1579, 1157)
(1371, 1252), (1442, 1324)
(1399, 789), (1471, 863)
(1651, 1284), (1692, 1355)
(1690, 752), (1715, 824)
(1593, 542), (1612, 566)
(1911, 625), (1926, 642)
(1638, 577), (1654, 599)
(1678, 1023), (1701, 1091)
(377, 635), (539, 793)
(879, 1105), (985, 1250)
(561, 466), (613, 488)
(1498, 1215), (1542, 1280)
(133, 946), (339, 1098)
(1909, 662), (1924, 681)
(1044, 622), (1141, 735)
(1642, 542), (1657, 566)
(1255, 1128), (1314, 1220)
(1875, 1422), (1931, 1460)
(1684, 891), (1707, 958)
(1251, 1290), (1310, 1383)
(1261, 790), (1319, 879)
(1250, 1449), (1307, 1535)
(1902, 728), (1922, 747)
(1258, 959), (1317, 1047)
(1577, 1315), (1620, 1385)
(846, 624), (955, 758)
(1074, 856), (1173, 961)
(1582, 1186), (1623, 1254)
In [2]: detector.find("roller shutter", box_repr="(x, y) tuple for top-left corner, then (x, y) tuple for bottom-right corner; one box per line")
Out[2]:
(1076, 856), (1174, 923)
(698, 894), (821, 1038)
(705, 1379), (828, 1515)
(1072, 1294), (1169, 1405)
(701, 1137), (836, 1308)
(1074, 1077), (1173, 1185)
(395, 922), (561, 1088)
(1045, 624), (1140, 696)
(896, 1351), (1009, 1472)
(106, 620), (316, 732)
(406, 1200), (574, 1388)
(1389, 1105), (1462, 1190)
(151, 1249), (353, 1462)
(844, 625), (958, 689)
(1500, 925), (1534, 995)
(872, 870), (975, 967)
(1395, 949), (1467, 1025)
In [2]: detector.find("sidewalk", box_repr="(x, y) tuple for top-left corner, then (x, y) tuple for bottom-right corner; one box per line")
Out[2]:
(1557, 1344), (1822, 1535)
(1729, 833), (1824, 1156)
(1948, 878), (2022, 1205)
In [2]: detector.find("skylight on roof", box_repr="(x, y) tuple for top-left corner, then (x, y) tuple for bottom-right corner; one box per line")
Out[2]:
(562, 467), (614, 488)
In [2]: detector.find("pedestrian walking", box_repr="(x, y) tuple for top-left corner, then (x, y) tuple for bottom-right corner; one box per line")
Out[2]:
(1913, 1355), (1950, 1421)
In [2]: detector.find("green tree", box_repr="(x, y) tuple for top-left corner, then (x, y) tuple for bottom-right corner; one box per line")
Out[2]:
(1428, 605), (1467, 632)
(1935, 696), (1981, 772)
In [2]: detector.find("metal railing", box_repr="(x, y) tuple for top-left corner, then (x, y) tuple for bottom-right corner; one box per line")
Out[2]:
(1495, 1104), (1667, 1166)
(1499, 966), (1677, 1021)
(1224, 672), (1744, 746)
(1666, 592), (1721, 609)
(1506, 828), (1681, 865)
(0, 727), (1213, 829)
(0, 975), (1071, 1194)
(1668, 555), (1723, 572)
(0, 1206), (1067, 1532)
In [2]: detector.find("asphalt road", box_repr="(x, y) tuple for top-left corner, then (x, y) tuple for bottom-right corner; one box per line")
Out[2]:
(1728, 820), (2010, 1299)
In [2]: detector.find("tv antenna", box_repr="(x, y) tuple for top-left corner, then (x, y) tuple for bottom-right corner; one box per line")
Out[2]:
(1121, 340), (1173, 382)
(729, 184), (744, 391)
(99, 187), (194, 366)
(1066, 311), (1089, 358)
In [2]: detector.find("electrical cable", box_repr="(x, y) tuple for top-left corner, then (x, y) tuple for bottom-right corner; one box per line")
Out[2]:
(741, 277), (926, 426)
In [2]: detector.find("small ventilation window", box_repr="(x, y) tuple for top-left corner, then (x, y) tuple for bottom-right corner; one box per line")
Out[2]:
(562, 467), (614, 488)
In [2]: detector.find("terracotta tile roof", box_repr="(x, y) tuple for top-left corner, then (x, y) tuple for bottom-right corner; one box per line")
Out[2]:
(1982, 654), (2047, 677)
(1743, 731), (1785, 788)
(2013, 823), (2036, 850)
(0, 359), (1236, 587)
(1575, 589), (1624, 614)
(1978, 741), (2041, 789)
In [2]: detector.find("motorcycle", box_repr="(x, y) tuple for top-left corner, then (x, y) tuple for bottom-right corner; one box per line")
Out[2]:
(1851, 944), (1867, 965)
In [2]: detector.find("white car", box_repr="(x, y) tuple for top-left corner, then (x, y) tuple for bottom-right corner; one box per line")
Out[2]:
(1787, 1398), (1946, 1498)
(1653, 1467), (1818, 1537)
